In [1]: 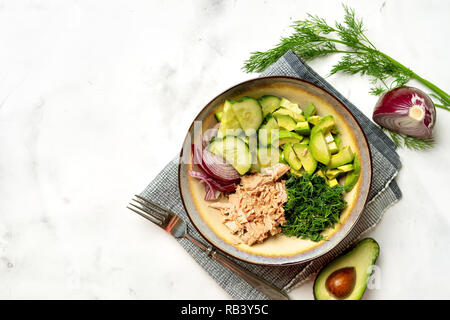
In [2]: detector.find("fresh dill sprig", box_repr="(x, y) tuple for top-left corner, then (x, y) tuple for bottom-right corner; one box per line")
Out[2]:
(243, 5), (449, 150)
(383, 129), (434, 151)
(282, 174), (346, 242)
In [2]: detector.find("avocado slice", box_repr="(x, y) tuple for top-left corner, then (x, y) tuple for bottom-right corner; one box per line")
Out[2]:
(294, 121), (310, 135)
(293, 143), (317, 175)
(310, 115), (336, 137)
(325, 169), (341, 180)
(328, 141), (339, 154)
(328, 145), (354, 169)
(314, 238), (380, 300)
(279, 98), (305, 121)
(310, 130), (331, 165)
(274, 114), (297, 131)
(327, 178), (339, 187)
(273, 130), (303, 147)
(300, 137), (310, 145)
(283, 143), (302, 171)
(303, 102), (316, 119)
(308, 115), (321, 125)
(338, 164), (354, 172)
(344, 156), (361, 191)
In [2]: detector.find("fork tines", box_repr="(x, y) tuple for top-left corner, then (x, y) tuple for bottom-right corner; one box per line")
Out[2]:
(127, 195), (169, 226)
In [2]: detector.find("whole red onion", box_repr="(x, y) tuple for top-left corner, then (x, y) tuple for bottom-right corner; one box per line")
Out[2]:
(373, 86), (436, 139)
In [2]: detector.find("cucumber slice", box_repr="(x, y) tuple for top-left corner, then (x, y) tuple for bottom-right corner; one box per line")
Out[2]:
(257, 146), (281, 168)
(283, 143), (302, 171)
(218, 100), (242, 136)
(258, 114), (279, 146)
(293, 143), (317, 175)
(230, 97), (263, 135)
(208, 136), (252, 175)
(258, 95), (281, 117)
(274, 114), (297, 131)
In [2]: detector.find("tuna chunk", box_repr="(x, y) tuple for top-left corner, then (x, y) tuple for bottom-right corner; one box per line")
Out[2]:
(209, 163), (289, 246)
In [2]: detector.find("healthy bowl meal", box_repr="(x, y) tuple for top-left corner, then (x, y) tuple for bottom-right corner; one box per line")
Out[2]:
(179, 77), (372, 265)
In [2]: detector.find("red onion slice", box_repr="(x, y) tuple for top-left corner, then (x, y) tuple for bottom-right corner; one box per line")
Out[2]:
(202, 149), (241, 182)
(192, 144), (240, 182)
(373, 86), (436, 139)
(188, 169), (237, 195)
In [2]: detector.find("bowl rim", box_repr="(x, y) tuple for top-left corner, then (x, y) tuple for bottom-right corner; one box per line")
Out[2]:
(177, 76), (373, 266)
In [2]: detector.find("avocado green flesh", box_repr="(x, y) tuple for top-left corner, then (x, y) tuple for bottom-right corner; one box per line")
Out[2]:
(303, 102), (316, 119)
(274, 130), (303, 147)
(344, 156), (361, 191)
(283, 143), (302, 171)
(314, 238), (380, 300)
(274, 114), (297, 131)
(293, 143), (317, 175)
(310, 115), (336, 137)
(328, 145), (354, 169)
(310, 130), (331, 165)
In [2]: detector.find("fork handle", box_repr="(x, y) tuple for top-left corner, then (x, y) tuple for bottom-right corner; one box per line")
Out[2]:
(184, 234), (290, 300)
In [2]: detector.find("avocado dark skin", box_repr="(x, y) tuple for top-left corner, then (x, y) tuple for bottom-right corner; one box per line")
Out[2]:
(313, 238), (380, 300)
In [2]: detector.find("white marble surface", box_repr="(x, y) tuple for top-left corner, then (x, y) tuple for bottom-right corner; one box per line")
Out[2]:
(0, 0), (449, 300)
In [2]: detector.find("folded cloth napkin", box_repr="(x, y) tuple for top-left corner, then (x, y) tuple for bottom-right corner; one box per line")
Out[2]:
(140, 51), (402, 300)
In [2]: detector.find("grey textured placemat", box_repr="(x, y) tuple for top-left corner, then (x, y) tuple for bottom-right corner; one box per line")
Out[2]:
(140, 51), (402, 300)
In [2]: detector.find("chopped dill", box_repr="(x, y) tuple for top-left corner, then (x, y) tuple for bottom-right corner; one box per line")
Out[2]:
(282, 174), (346, 242)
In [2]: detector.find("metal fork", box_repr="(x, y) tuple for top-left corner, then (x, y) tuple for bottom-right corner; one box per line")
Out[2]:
(127, 195), (290, 300)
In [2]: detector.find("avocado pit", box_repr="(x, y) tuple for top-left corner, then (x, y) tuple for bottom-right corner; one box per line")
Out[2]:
(325, 267), (356, 298)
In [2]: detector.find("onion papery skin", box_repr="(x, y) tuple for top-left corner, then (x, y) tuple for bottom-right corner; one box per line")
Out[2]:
(373, 86), (436, 139)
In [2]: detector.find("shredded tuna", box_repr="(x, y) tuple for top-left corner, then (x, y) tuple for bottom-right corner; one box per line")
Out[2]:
(209, 163), (290, 245)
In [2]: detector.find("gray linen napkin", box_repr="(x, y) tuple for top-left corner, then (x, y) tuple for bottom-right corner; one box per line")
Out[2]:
(140, 51), (402, 300)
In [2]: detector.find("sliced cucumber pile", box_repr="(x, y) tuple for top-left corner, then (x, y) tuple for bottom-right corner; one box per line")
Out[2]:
(210, 95), (360, 190)
(209, 136), (252, 175)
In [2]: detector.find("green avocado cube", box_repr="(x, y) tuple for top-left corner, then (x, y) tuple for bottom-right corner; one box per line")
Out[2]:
(303, 102), (317, 119)
(294, 121), (311, 135)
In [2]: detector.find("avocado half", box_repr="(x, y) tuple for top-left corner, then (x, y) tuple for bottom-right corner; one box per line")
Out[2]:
(313, 238), (380, 300)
